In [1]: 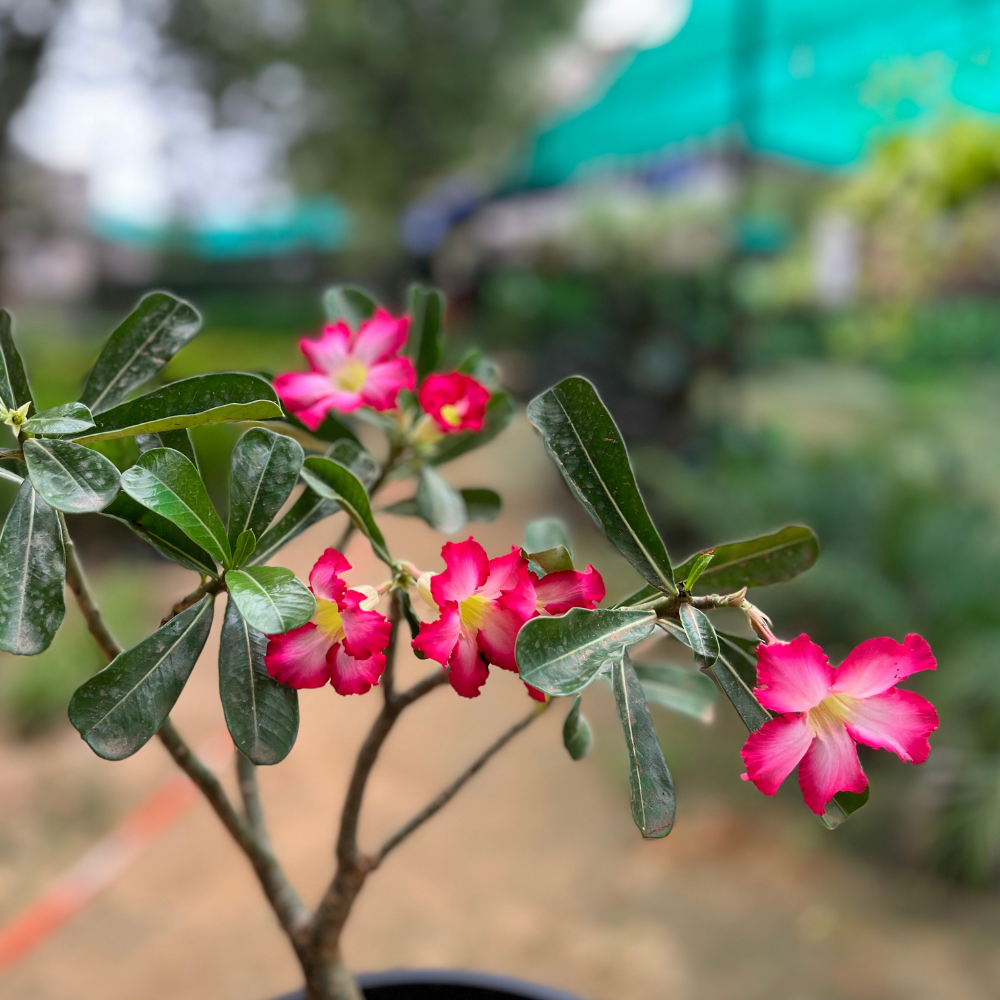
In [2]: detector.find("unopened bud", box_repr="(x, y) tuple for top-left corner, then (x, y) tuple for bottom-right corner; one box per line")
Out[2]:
(352, 584), (381, 611)
(416, 572), (437, 609)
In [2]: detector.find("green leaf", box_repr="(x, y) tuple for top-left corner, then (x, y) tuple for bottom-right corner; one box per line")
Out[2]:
(527, 545), (575, 574)
(218, 595), (298, 765)
(0, 466), (23, 486)
(86, 436), (141, 473)
(324, 284), (377, 327)
(680, 550), (714, 590)
(231, 529), (257, 569)
(524, 517), (571, 554)
(460, 488), (501, 522)
(674, 526), (820, 594)
(398, 589), (426, 656)
(120, 448), (231, 567)
(409, 284), (444, 381)
(75, 373), (282, 444)
(718, 630), (760, 661)
(23, 438), (121, 514)
(68, 596), (214, 760)
(527, 377), (675, 595)
(457, 349), (502, 390)
(225, 566), (316, 634)
(22, 403), (95, 437)
(678, 604), (720, 669)
(300, 456), (391, 565)
(0, 311), (34, 413)
(821, 788), (871, 829)
(278, 405), (361, 447)
(712, 653), (771, 732)
(228, 427), (304, 549)
(0, 481), (65, 654)
(632, 662), (717, 723)
(326, 439), (380, 489)
(428, 390), (515, 466)
(613, 582), (660, 609)
(562, 695), (594, 761)
(416, 465), (466, 534)
(250, 488), (339, 567)
(79, 292), (202, 413)
(516, 606), (656, 696)
(612, 653), (675, 839)
(136, 429), (199, 469)
(102, 493), (217, 576)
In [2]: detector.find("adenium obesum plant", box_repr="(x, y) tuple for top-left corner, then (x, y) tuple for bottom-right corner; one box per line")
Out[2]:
(0, 287), (938, 1000)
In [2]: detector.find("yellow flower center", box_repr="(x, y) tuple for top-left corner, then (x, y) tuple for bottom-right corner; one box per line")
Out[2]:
(459, 593), (490, 631)
(439, 403), (463, 427)
(335, 360), (368, 393)
(806, 693), (856, 735)
(313, 598), (346, 642)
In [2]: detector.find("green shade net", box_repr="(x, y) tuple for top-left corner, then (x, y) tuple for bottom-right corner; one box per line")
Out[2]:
(521, 0), (1000, 187)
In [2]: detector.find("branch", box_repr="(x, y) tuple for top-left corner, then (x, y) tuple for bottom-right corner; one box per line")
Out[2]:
(237, 752), (269, 841)
(161, 576), (225, 626)
(373, 702), (549, 867)
(393, 667), (449, 709)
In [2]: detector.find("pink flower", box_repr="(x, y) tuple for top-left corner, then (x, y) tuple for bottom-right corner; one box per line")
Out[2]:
(741, 633), (939, 815)
(527, 564), (605, 616)
(412, 538), (535, 698)
(418, 372), (490, 434)
(274, 309), (416, 429)
(265, 549), (391, 696)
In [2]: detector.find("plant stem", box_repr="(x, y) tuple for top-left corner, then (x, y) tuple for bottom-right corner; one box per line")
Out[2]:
(373, 701), (549, 867)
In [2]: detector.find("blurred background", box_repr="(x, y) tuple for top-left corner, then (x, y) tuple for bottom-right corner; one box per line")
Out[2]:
(4, 0), (1000, 997)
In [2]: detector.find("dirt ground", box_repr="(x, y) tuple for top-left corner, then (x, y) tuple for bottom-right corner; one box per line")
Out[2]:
(2, 420), (1000, 1000)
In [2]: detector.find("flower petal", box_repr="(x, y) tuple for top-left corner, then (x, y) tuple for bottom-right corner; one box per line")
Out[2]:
(411, 601), (461, 665)
(329, 644), (386, 696)
(449, 628), (490, 698)
(430, 538), (489, 606)
(361, 357), (416, 411)
(755, 635), (834, 714)
(309, 548), (351, 601)
(533, 565), (606, 615)
(525, 683), (547, 703)
(265, 623), (332, 689)
(338, 590), (392, 659)
(844, 688), (938, 764)
(476, 605), (526, 672)
(418, 372), (490, 433)
(351, 308), (410, 364)
(273, 371), (335, 410)
(831, 634), (937, 700)
(797, 722), (868, 815)
(741, 714), (814, 796)
(300, 324), (352, 374)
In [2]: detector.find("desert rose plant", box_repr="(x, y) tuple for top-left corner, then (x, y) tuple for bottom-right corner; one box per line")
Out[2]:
(0, 286), (939, 999)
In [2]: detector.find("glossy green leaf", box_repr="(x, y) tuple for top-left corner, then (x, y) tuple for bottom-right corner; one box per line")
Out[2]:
(79, 292), (201, 413)
(231, 529), (257, 569)
(527, 545), (575, 574)
(409, 284), (444, 380)
(516, 606), (656, 696)
(678, 604), (720, 669)
(416, 465), (466, 534)
(712, 653), (771, 732)
(250, 488), (339, 566)
(524, 517), (571, 555)
(0, 311), (33, 413)
(632, 662), (717, 723)
(136, 429), (199, 469)
(120, 448), (231, 567)
(681, 550), (714, 590)
(0, 481), (65, 654)
(22, 403), (95, 437)
(102, 492), (217, 576)
(563, 695), (594, 761)
(821, 788), (871, 829)
(613, 582), (661, 609)
(428, 390), (515, 466)
(718, 630), (761, 661)
(457, 349), (502, 390)
(86, 436), (141, 473)
(0, 466), (23, 486)
(612, 653), (675, 839)
(279, 405), (360, 447)
(324, 284), (377, 327)
(399, 589), (426, 656)
(527, 377), (675, 595)
(300, 456), (391, 565)
(326, 439), (381, 489)
(226, 566), (316, 634)
(461, 488), (501, 522)
(68, 596), (214, 760)
(228, 428), (304, 549)
(674, 526), (820, 594)
(218, 595), (298, 765)
(76, 373), (282, 444)
(23, 438), (121, 514)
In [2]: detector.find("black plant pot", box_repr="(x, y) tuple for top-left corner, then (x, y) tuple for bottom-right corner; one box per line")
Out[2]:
(273, 968), (586, 1000)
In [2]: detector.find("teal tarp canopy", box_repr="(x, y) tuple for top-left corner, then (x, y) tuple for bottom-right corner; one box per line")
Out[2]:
(522, 0), (1000, 187)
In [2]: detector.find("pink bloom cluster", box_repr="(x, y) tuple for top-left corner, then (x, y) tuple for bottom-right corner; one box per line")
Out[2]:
(418, 373), (490, 434)
(265, 550), (391, 695)
(413, 538), (605, 699)
(274, 309), (416, 430)
(741, 633), (939, 814)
